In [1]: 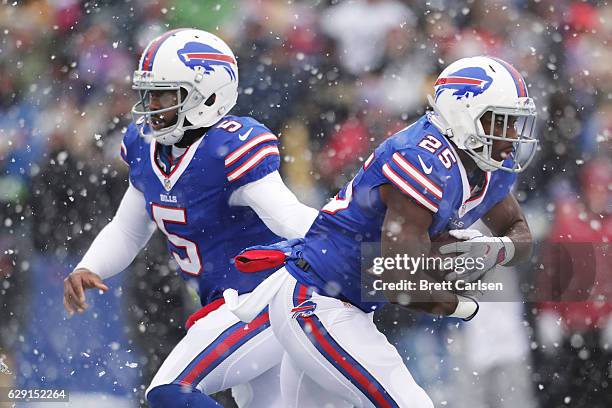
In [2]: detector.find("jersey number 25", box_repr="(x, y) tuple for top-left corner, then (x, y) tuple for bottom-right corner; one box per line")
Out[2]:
(418, 135), (457, 169)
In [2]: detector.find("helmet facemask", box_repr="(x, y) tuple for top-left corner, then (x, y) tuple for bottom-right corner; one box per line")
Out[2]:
(428, 95), (538, 173)
(466, 101), (538, 173)
(131, 75), (209, 145)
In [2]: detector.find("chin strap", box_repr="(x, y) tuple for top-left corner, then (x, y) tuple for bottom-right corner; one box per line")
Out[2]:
(155, 127), (184, 146)
(171, 127), (184, 139)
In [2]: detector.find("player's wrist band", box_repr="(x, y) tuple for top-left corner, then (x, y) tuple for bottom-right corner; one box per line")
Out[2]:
(498, 236), (515, 265)
(449, 295), (479, 321)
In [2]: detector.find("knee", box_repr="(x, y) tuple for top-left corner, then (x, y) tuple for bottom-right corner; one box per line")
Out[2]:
(146, 383), (221, 408)
(146, 384), (182, 408)
(392, 384), (433, 408)
(410, 387), (434, 408)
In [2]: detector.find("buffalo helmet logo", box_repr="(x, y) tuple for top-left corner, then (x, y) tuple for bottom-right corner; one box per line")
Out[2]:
(434, 67), (493, 101)
(290, 300), (317, 319)
(177, 42), (237, 81)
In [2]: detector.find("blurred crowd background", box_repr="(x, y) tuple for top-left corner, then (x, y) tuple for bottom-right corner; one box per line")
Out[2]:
(0, 0), (610, 407)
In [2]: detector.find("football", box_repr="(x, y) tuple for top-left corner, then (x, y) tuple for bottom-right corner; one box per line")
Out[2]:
(429, 231), (463, 259)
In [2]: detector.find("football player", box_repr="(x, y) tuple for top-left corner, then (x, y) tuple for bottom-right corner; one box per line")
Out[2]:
(62, 29), (318, 408)
(227, 56), (538, 407)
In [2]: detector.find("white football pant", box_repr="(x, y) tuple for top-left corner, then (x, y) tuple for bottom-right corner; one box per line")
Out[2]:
(269, 272), (434, 408)
(146, 295), (283, 408)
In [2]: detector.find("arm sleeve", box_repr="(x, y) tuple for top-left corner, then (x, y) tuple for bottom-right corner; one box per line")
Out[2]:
(228, 171), (318, 239)
(75, 183), (157, 279)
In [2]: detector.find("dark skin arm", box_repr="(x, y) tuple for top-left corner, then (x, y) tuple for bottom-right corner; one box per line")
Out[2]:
(482, 192), (533, 265)
(63, 268), (109, 315)
(379, 184), (458, 316)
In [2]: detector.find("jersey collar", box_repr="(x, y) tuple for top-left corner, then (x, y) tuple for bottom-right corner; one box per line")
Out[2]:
(150, 136), (204, 192)
(446, 141), (491, 217)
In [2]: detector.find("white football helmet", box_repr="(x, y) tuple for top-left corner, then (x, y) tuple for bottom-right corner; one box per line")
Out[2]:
(428, 56), (537, 172)
(132, 28), (239, 145)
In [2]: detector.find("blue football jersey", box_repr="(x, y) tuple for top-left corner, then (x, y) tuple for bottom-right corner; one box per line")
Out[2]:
(121, 115), (282, 305)
(287, 114), (516, 312)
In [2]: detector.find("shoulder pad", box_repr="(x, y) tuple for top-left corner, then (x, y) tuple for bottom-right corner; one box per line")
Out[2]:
(207, 116), (278, 159)
(208, 116), (280, 185)
(382, 144), (452, 213)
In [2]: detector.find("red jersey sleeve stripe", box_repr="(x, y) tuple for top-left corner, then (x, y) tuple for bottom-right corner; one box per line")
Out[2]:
(382, 164), (438, 213)
(224, 133), (277, 167)
(391, 153), (443, 199)
(227, 146), (280, 182)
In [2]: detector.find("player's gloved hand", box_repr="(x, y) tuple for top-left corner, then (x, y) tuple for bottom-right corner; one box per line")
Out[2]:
(63, 268), (109, 315)
(239, 238), (305, 256)
(438, 229), (515, 282)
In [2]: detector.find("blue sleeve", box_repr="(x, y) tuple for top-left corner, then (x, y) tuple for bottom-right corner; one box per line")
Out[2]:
(221, 119), (280, 188)
(381, 148), (446, 213)
(121, 122), (149, 192)
(120, 123), (141, 165)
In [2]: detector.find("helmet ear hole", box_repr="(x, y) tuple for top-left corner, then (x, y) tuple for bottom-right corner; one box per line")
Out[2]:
(204, 93), (216, 106)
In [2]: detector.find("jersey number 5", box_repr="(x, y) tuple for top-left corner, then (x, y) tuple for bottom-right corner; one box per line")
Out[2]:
(152, 204), (202, 276)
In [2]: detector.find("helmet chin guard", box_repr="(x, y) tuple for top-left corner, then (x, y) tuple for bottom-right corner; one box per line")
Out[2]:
(428, 56), (538, 173)
(131, 29), (239, 145)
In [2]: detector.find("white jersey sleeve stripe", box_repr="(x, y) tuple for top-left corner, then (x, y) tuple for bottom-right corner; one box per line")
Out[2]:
(120, 140), (128, 162)
(363, 152), (375, 170)
(392, 152), (443, 199)
(225, 133), (277, 167)
(227, 146), (280, 182)
(382, 163), (439, 213)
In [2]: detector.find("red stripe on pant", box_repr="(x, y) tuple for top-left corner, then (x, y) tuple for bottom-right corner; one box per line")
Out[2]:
(179, 312), (270, 386)
(293, 283), (396, 408)
(301, 317), (395, 408)
(297, 283), (309, 305)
